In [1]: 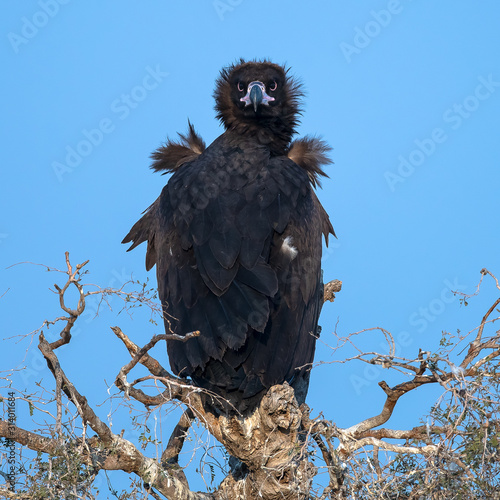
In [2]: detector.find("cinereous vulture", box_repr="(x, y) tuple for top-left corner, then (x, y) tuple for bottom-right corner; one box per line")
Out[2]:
(123, 60), (334, 411)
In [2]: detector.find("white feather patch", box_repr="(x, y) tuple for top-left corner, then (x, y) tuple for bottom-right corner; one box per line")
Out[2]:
(282, 235), (298, 260)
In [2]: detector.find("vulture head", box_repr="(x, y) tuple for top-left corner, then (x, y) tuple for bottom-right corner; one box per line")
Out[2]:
(214, 59), (303, 152)
(150, 59), (332, 183)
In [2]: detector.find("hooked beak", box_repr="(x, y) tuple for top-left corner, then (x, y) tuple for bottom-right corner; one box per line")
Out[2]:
(240, 81), (275, 112)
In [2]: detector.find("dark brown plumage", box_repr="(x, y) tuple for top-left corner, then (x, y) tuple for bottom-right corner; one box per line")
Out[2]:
(123, 60), (334, 412)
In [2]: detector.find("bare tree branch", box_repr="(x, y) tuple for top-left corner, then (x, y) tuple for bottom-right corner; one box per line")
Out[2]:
(4, 257), (500, 498)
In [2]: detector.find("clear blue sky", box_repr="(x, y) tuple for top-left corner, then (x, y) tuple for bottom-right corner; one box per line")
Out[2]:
(2, 0), (500, 494)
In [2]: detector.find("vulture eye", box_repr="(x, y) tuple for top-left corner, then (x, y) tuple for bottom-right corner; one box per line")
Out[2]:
(237, 82), (245, 92)
(269, 81), (278, 91)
